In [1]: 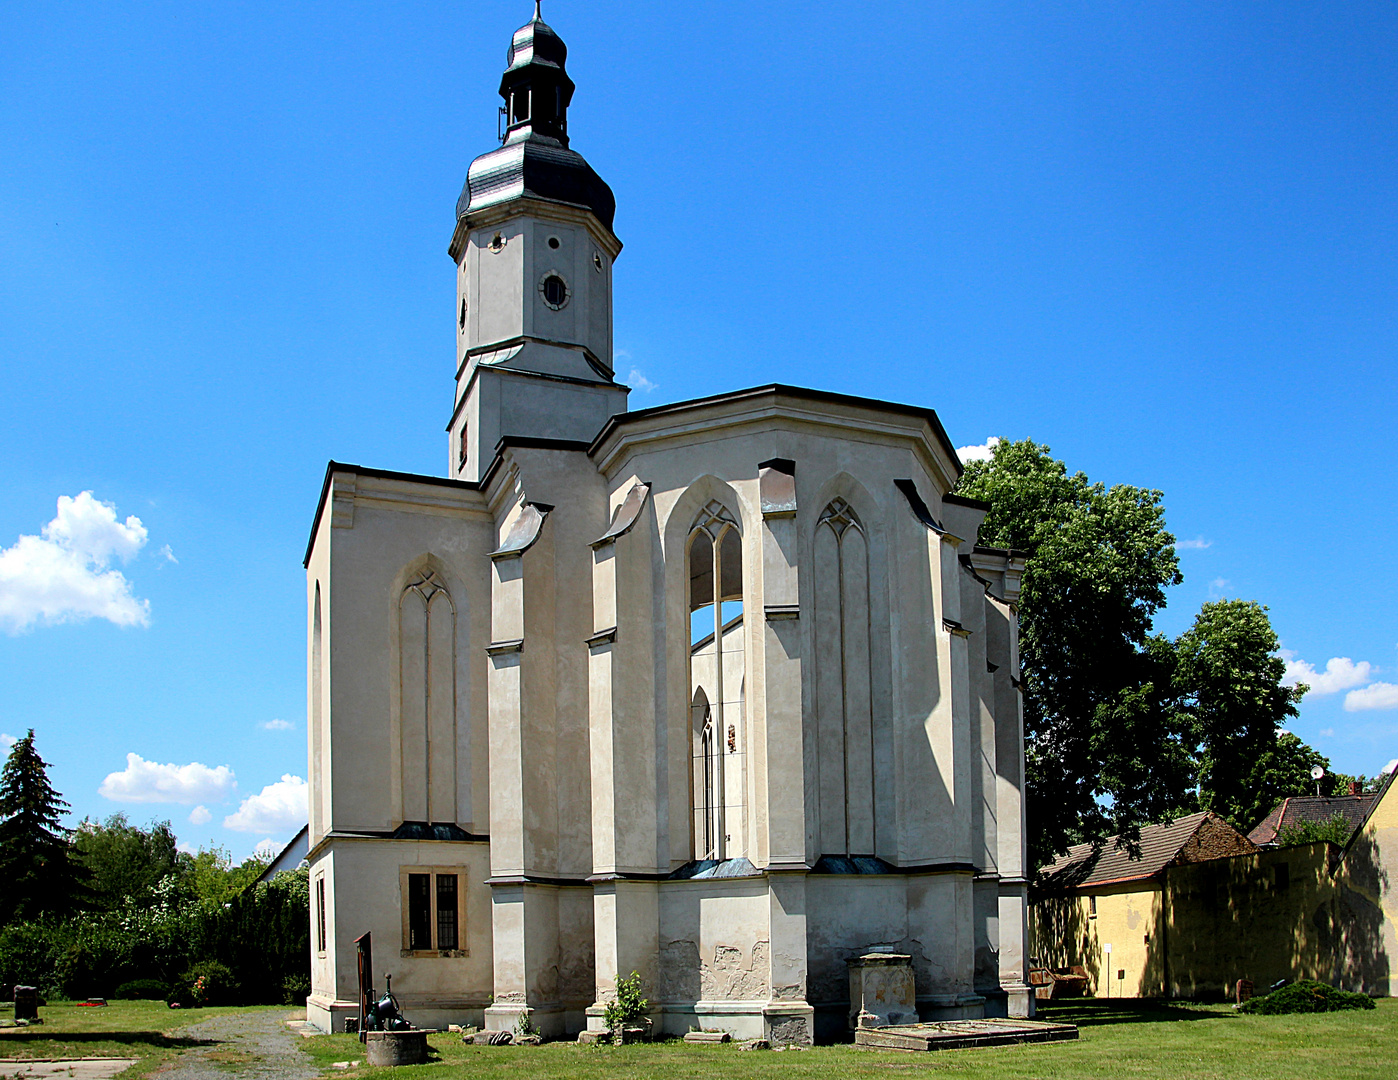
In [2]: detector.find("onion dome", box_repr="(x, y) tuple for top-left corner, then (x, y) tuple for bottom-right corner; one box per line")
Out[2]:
(456, 4), (616, 233)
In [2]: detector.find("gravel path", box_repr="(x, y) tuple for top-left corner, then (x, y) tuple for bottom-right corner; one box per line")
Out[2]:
(153, 1012), (319, 1080)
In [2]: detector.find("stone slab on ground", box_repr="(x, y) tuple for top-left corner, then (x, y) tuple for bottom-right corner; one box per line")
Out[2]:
(0, 1060), (138, 1079)
(683, 1031), (731, 1044)
(854, 1018), (1079, 1052)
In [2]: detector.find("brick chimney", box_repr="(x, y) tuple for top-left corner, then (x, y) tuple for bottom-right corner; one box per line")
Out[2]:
(1348, 781), (1362, 796)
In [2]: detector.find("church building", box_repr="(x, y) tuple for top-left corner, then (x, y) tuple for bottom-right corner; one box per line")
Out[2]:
(304, 6), (1033, 1043)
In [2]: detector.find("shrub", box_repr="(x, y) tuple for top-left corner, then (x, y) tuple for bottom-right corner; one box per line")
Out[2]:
(180, 960), (237, 1007)
(1239, 979), (1375, 1014)
(603, 971), (649, 1032)
(1275, 813), (1353, 847)
(282, 974), (311, 1006)
(114, 978), (167, 1000)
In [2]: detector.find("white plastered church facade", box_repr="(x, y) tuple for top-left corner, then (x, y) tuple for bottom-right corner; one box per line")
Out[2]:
(304, 8), (1033, 1043)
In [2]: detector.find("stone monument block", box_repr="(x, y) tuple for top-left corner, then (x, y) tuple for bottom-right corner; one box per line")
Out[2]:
(847, 953), (917, 1029)
(12, 986), (38, 1022)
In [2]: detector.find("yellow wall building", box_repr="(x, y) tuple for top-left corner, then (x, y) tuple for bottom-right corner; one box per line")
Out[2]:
(1033, 775), (1398, 999)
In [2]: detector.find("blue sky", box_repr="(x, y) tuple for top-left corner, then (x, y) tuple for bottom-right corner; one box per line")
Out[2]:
(1, 2), (1395, 858)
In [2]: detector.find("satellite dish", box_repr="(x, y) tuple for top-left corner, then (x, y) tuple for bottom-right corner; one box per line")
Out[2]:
(1310, 766), (1326, 780)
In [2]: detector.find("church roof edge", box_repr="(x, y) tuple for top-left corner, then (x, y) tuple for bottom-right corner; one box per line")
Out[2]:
(588, 383), (963, 479)
(303, 461), (482, 568)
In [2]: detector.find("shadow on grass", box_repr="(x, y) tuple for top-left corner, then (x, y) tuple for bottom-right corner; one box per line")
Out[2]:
(1038, 999), (1228, 1027)
(0, 1032), (215, 1049)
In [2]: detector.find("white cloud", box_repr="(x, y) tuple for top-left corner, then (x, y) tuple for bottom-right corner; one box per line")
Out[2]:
(1319, 728), (1335, 738)
(188, 805), (211, 825)
(0, 492), (150, 633)
(223, 775), (308, 834)
(1175, 536), (1212, 550)
(99, 753), (236, 805)
(260, 718), (293, 731)
(1282, 656), (1375, 696)
(1344, 682), (1398, 713)
(158, 544), (178, 565)
(1383, 759), (1398, 776)
(1208, 578), (1231, 596)
(955, 437), (1001, 464)
(626, 368), (658, 394)
(177, 841), (198, 855)
(0, 733), (15, 748)
(254, 837), (281, 858)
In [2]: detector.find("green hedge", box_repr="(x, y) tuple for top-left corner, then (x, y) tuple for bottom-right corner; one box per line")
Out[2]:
(0, 868), (309, 1004)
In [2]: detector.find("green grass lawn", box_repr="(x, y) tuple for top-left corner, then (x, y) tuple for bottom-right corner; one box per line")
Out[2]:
(0, 998), (289, 1077)
(4, 998), (1394, 1080)
(301, 998), (1398, 1080)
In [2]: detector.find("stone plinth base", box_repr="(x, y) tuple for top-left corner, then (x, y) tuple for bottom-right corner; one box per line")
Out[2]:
(305, 995), (362, 1034)
(483, 1004), (571, 1040)
(683, 1030), (731, 1044)
(847, 953), (917, 1029)
(854, 1018), (1078, 1052)
(364, 1030), (429, 1066)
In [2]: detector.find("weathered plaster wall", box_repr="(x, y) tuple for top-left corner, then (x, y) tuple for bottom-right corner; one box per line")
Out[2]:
(305, 839), (493, 1032)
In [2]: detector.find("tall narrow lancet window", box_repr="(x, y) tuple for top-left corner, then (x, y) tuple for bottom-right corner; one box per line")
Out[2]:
(399, 570), (457, 825)
(814, 498), (875, 855)
(691, 688), (715, 860)
(687, 502), (745, 861)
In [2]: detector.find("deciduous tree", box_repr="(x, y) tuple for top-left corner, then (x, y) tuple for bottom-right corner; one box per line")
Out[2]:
(1173, 599), (1306, 831)
(956, 440), (1185, 867)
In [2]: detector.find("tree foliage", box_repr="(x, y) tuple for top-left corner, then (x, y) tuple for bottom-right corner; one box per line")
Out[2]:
(957, 440), (1328, 866)
(1275, 812), (1355, 848)
(957, 441), (1185, 865)
(74, 814), (182, 912)
(0, 731), (86, 920)
(1174, 600), (1305, 830)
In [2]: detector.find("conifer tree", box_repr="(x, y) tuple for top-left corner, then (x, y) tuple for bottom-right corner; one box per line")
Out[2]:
(0, 730), (84, 921)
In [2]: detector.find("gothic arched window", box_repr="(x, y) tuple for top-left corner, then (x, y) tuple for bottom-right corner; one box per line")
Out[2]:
(814, 498), (875, 855)
(400, 569), (457, 824)
(687, 501), (744, 861)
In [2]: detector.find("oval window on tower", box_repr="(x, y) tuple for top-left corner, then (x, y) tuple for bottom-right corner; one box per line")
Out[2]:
(539, 273), (570, 310)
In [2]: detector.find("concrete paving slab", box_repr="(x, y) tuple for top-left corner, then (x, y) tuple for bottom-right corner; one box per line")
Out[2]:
(0, 1059), (138, 1079)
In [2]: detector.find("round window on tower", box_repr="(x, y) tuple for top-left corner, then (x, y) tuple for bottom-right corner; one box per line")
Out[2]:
(547, 236), (561, 250)
(539, 272), (570, 310)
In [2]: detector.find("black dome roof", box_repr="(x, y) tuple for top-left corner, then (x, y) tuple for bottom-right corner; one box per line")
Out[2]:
(456, 5), (615, 233)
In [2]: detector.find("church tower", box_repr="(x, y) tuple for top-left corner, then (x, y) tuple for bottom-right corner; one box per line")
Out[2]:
(446, 4), (627, 481)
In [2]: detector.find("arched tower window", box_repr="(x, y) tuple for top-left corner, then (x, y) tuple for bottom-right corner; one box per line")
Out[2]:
(399, 569), (457, 824)
(814, 498), (875, 855)
(687, 501), (744, 861)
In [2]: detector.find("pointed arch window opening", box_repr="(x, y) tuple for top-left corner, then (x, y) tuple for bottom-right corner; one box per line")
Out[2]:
(687, 501), (746, 862)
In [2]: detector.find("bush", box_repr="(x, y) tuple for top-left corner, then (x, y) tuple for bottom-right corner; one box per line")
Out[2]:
(282, 974), (310, 1006)
(171, 960), (237, 1007)
(1239, 979), (1375, 1015)
(114, 978), (167, 1000)
(603, 971), (649, 1032)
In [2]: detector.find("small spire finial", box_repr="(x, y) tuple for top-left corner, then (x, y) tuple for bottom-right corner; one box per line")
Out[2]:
(534, 1), (542, 19)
